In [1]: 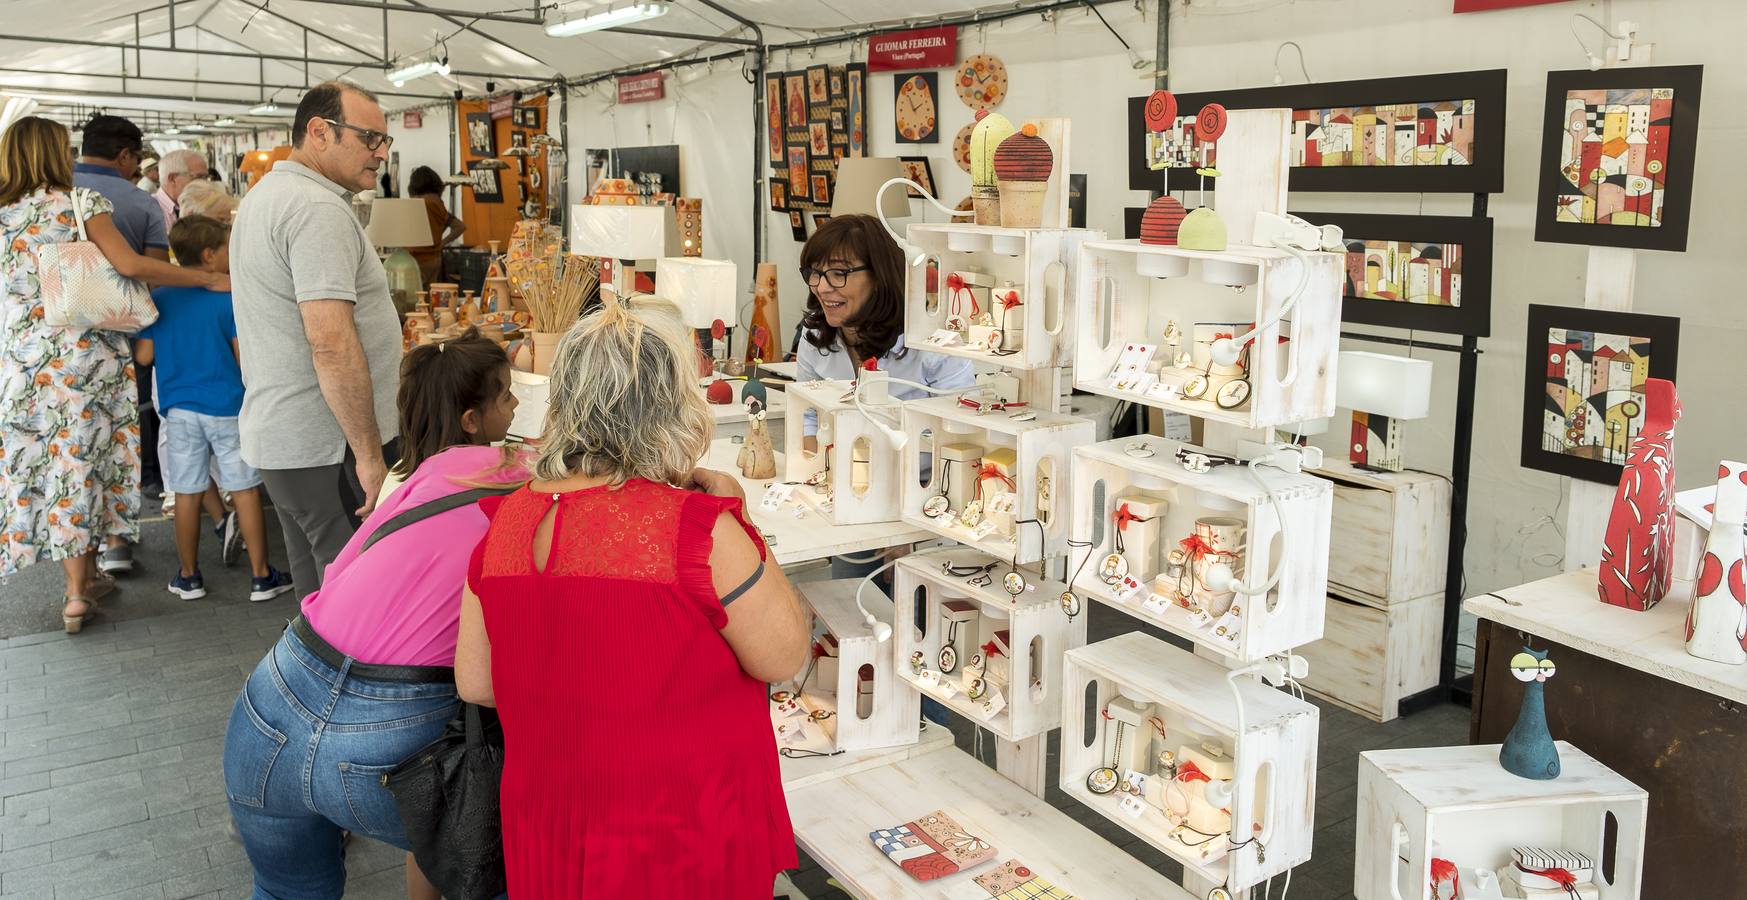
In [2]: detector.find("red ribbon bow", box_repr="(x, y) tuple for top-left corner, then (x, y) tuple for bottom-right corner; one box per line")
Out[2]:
(1178, 533), (1218, 559)
(1176, 760), (1210, 784)
(1114, 503), (1149, 532)
(862, 357), (879, 372)
(999, 291), (1022, 311)
(1516, 865), (1578, 895)
(980, 640), (1003, 658)
(977, 463), (1015, 489)
(945, 272), (967, 292)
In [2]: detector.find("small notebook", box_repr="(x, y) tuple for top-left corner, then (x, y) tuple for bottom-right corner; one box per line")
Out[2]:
(868, 809), (997, 882)
(974, 858), (1076, 898)
(1509, 847), (1594, 890)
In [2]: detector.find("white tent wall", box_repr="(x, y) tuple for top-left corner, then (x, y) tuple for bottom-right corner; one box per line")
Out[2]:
(387, 105), (458, 207)
(383, 0), (1743, 602)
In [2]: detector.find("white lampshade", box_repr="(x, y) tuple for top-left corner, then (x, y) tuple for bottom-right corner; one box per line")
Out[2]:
(569, 204), (677, 261)
(1337, 351), (1433, 420)
(831, 157), (910, 219)
(655, 257), (738, 329)
(363, 197), (434, 248)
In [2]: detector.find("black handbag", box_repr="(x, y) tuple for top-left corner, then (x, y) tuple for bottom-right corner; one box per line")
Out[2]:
(383, 703), (507, 900)
(364, 484), (518, 900)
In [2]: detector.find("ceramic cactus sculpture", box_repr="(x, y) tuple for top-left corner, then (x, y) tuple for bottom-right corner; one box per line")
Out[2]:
(1139, 195), (1189, 247)
(1598, 378), (1682, 610)
(1500, 648), (1561, 780)
(993, 123), (1053, 228)
(969, 109), (1016, 226)
(1684, 460), (1747, 664)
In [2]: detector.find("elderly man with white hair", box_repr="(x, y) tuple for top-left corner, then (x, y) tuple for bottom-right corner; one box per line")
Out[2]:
(153, 148), (210, 230)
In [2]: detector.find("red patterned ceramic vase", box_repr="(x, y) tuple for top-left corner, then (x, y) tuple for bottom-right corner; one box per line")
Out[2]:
(1597, 378), (1681, 610)
(1684, 459), (1747, 664)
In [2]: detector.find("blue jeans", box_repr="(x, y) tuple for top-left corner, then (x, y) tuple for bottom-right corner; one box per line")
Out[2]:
(831, 553), (950, 726)
(222, 626), (459, 899)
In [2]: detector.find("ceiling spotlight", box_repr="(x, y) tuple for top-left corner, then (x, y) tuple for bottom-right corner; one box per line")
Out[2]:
(387, 58), (451, 87)
(213, 117), (236, 127)
(545, 1), (670, 38)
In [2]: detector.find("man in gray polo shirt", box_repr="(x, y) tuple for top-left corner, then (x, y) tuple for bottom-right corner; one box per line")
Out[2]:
(231, 81), (401, 599)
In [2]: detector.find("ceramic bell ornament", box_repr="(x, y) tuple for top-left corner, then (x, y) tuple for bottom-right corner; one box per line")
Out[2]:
(1177, 104), (1228, 252)
(969, 109), (1016, 226)
(993, 123), (1053, 228)
(1597, 378), (1682, 611)
(1499, 648), (1560, 780)
(1684, 460), (1747, 664)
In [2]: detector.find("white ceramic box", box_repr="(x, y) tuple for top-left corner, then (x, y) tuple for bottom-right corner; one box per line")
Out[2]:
(774, 579), (921, 755)
(1068, 435), (1331, 663)
(1060, 632), (1319, 892)
(1072, 239), (1344, 429)
(781, 379), (903, 525)
(905, 224), (1104, 370)
(900, 396), (1094, 564)
(891, 547), (1087, 741)
(1356, 743), (1647, 900)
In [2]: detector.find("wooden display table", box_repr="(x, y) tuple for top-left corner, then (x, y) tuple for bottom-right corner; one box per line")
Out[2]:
(784, 744), (1194, 899)
(779, 721), (954, 791)
(1465, 571), (1744, 898)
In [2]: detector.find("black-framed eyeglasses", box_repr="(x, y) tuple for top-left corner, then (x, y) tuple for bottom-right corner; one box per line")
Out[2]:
(321, 118), (393, 152)
(798, 265), (869, 288)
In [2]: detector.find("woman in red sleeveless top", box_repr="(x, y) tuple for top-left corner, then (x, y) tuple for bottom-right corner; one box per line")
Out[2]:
(455, 295), (811, 898)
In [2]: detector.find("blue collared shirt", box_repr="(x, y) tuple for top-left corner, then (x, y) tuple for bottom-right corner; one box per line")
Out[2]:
(793, 332), (976, 435)
(73, 162), (167, 254)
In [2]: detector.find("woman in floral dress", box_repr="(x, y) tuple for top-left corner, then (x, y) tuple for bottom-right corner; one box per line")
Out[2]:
(0, 117), (229, 631)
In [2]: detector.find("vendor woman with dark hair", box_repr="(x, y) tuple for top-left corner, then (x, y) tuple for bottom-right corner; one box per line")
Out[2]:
(407, 165), (466, 286)
(796, 214), (975, 435)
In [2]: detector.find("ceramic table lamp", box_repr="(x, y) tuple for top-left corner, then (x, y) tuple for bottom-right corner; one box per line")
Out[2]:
(1684, 460), (1747, 664)
(569, 204), (677, 297)
(745, 263), (780, 365)
(1500, 648), (1560, 780)
(363, 197), (435, 317)
(1337, 351), (1434, 472)
(1598, 378), (1682, 610)
(830, 157), (909, 219)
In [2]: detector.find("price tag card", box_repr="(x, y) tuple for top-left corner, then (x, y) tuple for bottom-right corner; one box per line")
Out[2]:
(1183, 606), (1215, 630)
(926, 329), (963, 347)
(1122, 769), (1148, 795)
(977, 690), (1007, 720)
(759, 482), (796, 511)
(1141, 592), (1173, 615)
(916, 669), (940, 687)
(1145, 381), (1183, 401)
(936, 680), (960, 699)
(1119, 794), (1149, 818)
(968, 520), (999, 541)
(1110, 575), (1146, 603)
(1210, 611), (1243, 646)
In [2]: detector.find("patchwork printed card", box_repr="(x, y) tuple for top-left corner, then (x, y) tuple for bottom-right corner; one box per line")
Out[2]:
(868, 810), (997, 881)
(974, 859), (1077, 899)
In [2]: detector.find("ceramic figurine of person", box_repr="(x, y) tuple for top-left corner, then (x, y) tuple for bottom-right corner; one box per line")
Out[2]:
(737, 402), (777, 480)
(1499, 648), (1560, 780)
(1685, 460), (1747, 664)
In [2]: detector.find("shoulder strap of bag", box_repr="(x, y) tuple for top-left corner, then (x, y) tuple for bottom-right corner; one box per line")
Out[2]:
(359, 484), (520, 556)
(67, 188), (89, 242)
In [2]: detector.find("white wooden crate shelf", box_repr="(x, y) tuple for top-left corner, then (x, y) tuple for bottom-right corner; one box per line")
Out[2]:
(904, 223), (1103, 370)
(1357, 742), (1647, 900)
(900, 395), (1094, 565)
(1072, 239), (1344, 429)
(776, 579), (920, 755)
(781, 379), (902, 526)
(1059, 631), (1318, 892)
(1067, 435), (1331, 663)
(891, 547), (1087, 741)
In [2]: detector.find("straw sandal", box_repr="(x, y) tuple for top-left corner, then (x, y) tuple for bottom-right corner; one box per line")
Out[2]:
(62, 595), (97, 633)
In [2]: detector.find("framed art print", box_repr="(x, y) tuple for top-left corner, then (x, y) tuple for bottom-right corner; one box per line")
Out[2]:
(897, 156), (935, 198)
(812, 213), (831, 232)
(789, 210), (807, 242)
(787, 147), (808, 197)
(464, 111), (495, 158)
(810, 174), (831, 206)
(1534, 65), (1703, 251)
(770, 181), (788, 213)
(764, 73), (784, 159)
(1522, 304), (1680, 484)
(1293, 211), (1494, 337)
(784, 73), (807, 127)
(846, 63), (868, 157)
(807, 65), (828, 105)
(1128, 69), (1508, 193)
(894, 73), (939, 144)
(467, 162), (504, 203)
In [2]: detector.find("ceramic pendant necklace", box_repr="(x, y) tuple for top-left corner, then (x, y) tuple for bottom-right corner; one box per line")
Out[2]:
(1088, 718), (1128, 794)
(909, 650), (926, 674)
(1105, 503), (1153, 583)
(1061, 538), (1097, 620)
(1215, 376), (1252, 409)
(940, 619), (962, 672)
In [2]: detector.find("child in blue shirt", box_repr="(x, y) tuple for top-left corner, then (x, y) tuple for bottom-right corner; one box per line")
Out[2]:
(137, 215), (292, 602)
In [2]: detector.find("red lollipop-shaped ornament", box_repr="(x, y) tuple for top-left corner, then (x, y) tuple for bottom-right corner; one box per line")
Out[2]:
(1143, 90), (1178, 132)
(1193, 103), (1228, 142)
(710, 318), (727, 341)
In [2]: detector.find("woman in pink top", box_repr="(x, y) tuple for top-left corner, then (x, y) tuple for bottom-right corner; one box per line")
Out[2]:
(221, 329), (521, 900)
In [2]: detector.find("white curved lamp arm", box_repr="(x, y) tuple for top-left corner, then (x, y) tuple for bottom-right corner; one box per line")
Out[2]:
(1208, 239), (1313, 367)
(850, 374), (981, 451)
(876, 177), (964, 266)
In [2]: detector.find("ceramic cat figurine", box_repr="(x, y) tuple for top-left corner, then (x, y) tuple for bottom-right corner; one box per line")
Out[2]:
(1685, 460), (1747, 664)
(1499, 648), (1560, 780)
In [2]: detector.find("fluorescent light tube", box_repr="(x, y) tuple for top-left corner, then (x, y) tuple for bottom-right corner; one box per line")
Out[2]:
(248, 102), (278, 115)
(387, 59), (451, 87)
(213, 117), (236, 126)
(545, 1), (669, 38)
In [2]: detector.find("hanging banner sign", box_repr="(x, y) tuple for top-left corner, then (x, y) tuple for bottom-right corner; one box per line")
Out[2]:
(867, 25), (957, 72)
(402, 111), (423, 129)
(1454, 0), (1570, 10)
(489, 94), (514, 119)
(617, 72), (666, 103)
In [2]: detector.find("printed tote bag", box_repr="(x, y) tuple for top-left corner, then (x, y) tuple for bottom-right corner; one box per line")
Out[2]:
(35, 190), (158, 332)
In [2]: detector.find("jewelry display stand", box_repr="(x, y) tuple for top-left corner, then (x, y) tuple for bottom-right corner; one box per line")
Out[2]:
(782, 379), (903, 526)
(899, 396), (1093, 564)
(786, 579), (922, 754)
(1060, 632), (1318, 893)
(1072, 238), (1344, 430)
(1356, 742), (1646, 900)
(892, 548), (1086, 741)
(1070, 435), (1332, 663)
(904, 224), (1104, 370)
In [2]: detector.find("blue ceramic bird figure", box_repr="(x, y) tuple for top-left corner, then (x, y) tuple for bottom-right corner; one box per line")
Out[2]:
(1499, 647), (1561, 780)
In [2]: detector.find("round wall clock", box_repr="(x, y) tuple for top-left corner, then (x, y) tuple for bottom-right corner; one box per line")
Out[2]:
(955, 54), (1009, 110)
(952, 122), (975, 172)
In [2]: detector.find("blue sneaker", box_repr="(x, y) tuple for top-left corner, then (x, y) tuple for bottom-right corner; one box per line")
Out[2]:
(214, 511), (242, 567)
(249, 566), (294, 603)
(167, 571), (206, 601)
